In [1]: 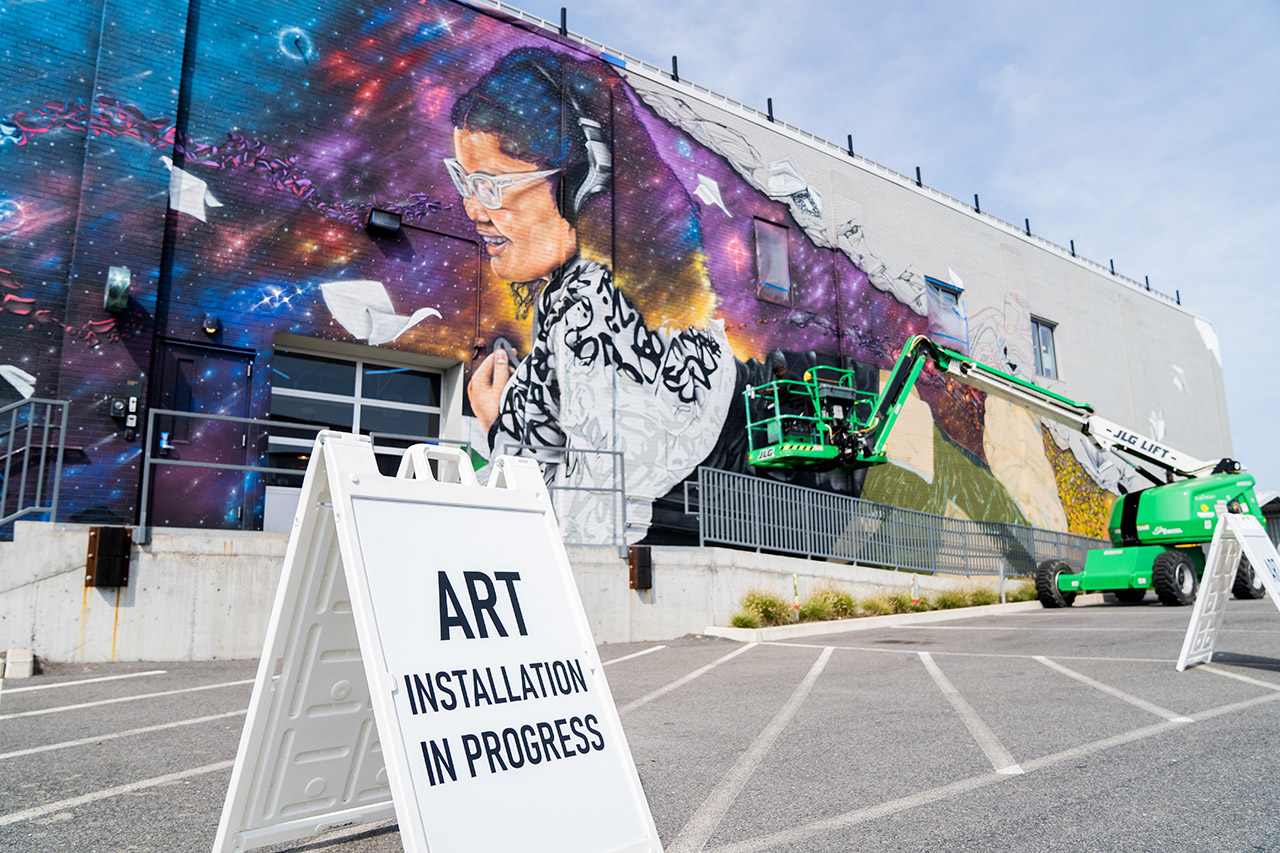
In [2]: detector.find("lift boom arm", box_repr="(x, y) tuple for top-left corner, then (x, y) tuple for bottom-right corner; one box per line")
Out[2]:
(919, 339), (1224, 479)
(744, 335), (1230, 480)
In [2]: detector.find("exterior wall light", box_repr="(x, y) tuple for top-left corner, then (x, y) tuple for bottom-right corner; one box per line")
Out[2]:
(365, 207), (402, 235)
(105, 266), (130, 312)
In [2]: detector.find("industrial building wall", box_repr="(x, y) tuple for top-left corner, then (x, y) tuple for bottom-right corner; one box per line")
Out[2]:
(0, 0), (1228, 543)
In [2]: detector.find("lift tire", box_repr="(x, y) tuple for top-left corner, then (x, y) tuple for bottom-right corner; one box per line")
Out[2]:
(1036, 559), (1078, 608)
(1233, 559), (1267, 600)
(1153, 551), (1198, 606)
(1114, 588), (1148, 604)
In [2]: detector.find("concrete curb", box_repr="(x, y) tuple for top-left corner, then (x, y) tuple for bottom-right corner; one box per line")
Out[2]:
(3, 647), (35, 678)
(702, 594), (1108, 643)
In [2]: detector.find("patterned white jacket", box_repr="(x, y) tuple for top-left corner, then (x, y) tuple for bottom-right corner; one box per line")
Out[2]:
(490, 257), (736, 544)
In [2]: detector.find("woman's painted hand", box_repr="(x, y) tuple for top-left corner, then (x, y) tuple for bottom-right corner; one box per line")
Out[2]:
(467, 348), (513, 435)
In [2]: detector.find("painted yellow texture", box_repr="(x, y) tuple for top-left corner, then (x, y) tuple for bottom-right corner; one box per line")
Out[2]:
(879, 370), (934, 485)
(1042, 427), (1114, 539)
(982, 398), (1069, 531)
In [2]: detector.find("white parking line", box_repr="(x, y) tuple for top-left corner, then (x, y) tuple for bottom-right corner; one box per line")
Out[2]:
(667, 647), (834, 853)
(895, 624), (1280, 634)
(1, 670), (167, 694)
(602, 645), (667, 666)
(898, 624), (1159, 631)
(0, 709), (247, 761)
(1028, 654), (1178, 664)
(0, 679), (255, 721)
(706, 769), (1002, 853)
(918, 652), (1022, 776)
(1018, 719), (1182, 774)
(705, 692), (1280, 853)
(1033, 656), (1194, 723)
(1193, 691), (1280, 721)
(619, 644), (757, 714)
(1199, 664), (1280, 691)
(0, 760), (235, 828)
(767, 640), (1175, 664)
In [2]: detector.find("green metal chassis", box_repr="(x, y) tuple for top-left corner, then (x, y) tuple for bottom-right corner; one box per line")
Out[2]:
(1065, 544), (1206, 594)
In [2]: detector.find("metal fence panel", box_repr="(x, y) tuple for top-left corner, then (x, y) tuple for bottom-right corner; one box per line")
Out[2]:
(697, 467), (1109, 577)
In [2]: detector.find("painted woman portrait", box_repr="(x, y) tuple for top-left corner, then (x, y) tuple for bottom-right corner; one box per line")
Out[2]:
(448, 47), (737, 543)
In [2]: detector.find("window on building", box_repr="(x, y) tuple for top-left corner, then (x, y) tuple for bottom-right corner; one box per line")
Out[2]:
(1031, 318), (1058, 379)
(754, 219), (792, 306)
(267, 348), (443, 481)
(924, 275), (968, 352)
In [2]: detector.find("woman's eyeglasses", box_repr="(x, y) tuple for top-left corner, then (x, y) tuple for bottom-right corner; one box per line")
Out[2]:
(443, 158), (559, 210)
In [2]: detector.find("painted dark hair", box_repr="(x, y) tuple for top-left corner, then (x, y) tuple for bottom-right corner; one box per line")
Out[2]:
(451, 46), (717, 329)
(450, 47), (607, 226)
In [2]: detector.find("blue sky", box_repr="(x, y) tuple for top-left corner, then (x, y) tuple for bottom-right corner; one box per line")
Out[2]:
(505, 0), (1280, 497)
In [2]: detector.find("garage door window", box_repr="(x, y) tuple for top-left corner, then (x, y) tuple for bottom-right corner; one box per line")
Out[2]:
(268, 349), (443, 479)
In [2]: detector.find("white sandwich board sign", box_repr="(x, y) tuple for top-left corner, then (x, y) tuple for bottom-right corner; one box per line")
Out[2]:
(213, 431), (661, 853)
(1176, 512), (1280, 671)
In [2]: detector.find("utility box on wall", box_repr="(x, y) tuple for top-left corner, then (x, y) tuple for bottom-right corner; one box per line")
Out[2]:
(86, 526), (132, 587)
(629, 545), (652, 590)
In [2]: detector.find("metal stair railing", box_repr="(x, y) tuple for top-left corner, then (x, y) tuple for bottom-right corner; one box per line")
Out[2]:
(1, 397), (70, 533)
(136, 411), (628, 553)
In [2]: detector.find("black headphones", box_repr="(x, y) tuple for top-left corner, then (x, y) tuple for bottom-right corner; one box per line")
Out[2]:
(526, 58), (612, 222)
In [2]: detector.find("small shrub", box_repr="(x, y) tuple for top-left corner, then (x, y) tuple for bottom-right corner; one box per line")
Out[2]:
(826, 588), (858, 618)
(860, 596), (894, 616)
(1008, 582), (1039, 603)
(934, 590), (968, 610)
(741, 589), (793, 626)
(886, 593), (914, 614)
(968, 588), (999, 607)
(799, 586), (857, 622)
(798, 596), (833, 622)
(730, 610), (762, 629)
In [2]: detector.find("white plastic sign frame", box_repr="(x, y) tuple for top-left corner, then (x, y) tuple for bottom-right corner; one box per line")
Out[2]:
(213, 432), (662, 853)
(1176, 513), (1280, 671)
(1231, 513), (1280, 609)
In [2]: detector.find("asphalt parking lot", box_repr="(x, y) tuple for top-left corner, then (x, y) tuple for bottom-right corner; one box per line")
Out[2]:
(4, 597), (1280, 852)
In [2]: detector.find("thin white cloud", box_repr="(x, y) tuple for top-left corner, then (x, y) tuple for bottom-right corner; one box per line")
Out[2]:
(509, 0), (1280, 488)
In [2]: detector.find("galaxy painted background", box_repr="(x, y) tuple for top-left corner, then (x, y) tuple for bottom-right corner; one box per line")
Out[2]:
(0, 0), (1113, 539)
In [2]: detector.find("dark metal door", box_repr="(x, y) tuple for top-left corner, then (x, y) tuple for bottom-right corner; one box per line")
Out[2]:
(148, 342), (254, 529)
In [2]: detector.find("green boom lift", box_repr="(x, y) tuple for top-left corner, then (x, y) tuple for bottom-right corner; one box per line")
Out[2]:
(743, 335), (1265, 606)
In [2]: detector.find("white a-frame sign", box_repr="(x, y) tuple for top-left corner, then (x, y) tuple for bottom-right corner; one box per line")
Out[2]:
(1176, 511), (1280, 672)
(213, 432), (662, 853)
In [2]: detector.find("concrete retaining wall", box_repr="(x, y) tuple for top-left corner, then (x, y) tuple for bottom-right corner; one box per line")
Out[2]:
(0, 522), (1009, 662)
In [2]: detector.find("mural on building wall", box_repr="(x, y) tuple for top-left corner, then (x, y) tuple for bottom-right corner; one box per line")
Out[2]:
(0, 0), (1117, 540)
